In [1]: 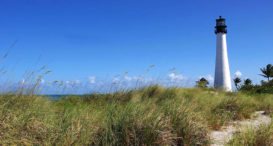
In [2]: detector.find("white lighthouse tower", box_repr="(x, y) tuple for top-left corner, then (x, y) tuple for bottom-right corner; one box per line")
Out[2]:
(214, 16), (232, 91)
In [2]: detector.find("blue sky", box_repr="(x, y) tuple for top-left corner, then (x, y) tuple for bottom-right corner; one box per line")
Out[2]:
(0, 0), (272, 93)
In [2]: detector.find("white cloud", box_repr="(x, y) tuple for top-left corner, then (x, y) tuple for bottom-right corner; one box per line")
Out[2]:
(124, 76), (132, 81)
(65, 80), (80, 86)
(207, 75), (214, 83)
(73, 80), (80, 84)
(168, 73), (185, 81)
(88, 76), (96, 84)
(112, 77), (120, 82)
(132, 76), (142, 81)
(234, 71), (242, 77)
(41, 79), (45, 84)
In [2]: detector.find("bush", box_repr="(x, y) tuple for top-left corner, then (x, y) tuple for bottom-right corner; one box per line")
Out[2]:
(239, 80), (273, 94)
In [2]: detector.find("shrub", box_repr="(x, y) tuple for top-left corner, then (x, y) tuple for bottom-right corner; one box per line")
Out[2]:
(239, 79), (273, 94)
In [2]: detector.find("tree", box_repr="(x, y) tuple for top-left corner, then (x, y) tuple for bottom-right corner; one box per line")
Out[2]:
(233, 77), (241, 90)
(196, 78), (209, 88)
(244, 78), (252, 86)
(259, 64), (273, 82)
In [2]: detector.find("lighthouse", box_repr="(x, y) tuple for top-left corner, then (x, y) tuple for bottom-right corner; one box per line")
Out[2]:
(214, 16), (232, 91)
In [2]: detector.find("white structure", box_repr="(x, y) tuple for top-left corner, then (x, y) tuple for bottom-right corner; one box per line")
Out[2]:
(214, 16), (232, 91)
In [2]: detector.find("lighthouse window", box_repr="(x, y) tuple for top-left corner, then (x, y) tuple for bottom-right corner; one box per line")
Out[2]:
(217, 21), (225, 26)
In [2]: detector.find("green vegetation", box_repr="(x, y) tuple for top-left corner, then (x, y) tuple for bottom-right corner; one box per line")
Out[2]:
(195, 77), (209, 88)
(228, 122), (273, 145)
(1, 86), (273, 145)
(1, 55), (272, 145)
(239, 80), (273, 94)
(233, 64), (273, 94)
(233, 77), (241, 90)
(259, 64), (273, 82)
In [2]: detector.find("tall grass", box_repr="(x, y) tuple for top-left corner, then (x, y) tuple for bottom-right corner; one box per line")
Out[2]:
(228, 121), (273, 145)
(0, 86), (273, 145)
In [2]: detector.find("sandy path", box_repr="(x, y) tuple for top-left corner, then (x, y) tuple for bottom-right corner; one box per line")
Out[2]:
(209, 111), (272, 146)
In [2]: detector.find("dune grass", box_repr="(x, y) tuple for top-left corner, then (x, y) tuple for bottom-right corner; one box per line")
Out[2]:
(0, 86), (273, 145)
(228, 121), (273, 145)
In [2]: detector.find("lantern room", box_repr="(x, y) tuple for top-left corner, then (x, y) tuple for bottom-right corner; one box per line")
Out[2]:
(215, 16), (227, 34)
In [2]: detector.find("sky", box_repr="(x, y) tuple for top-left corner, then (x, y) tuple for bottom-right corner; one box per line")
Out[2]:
(0, 0), (272, 93)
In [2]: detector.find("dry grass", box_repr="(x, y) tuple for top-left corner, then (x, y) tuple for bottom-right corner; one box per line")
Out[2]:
(228, 121), (273, 145)
(0, 86), (273, 145)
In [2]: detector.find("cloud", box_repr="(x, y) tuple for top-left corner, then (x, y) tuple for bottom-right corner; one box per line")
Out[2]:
(74, 80), (80, 84)
(166, 73), (195, 87)
(41, 79), (45, 84)
(124, 76), (132, 81)
(132, 76), (142, 81)
(168, 73), (185, 81)
(88, 76), (96, 84)
(207, 75), (214, 83)
(137, 77), (153, 83)
(112, 76), (145, 83)
(234, 71), (242, 77)
(112, 77), (120, 82)
(65, 80), (81, 87)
